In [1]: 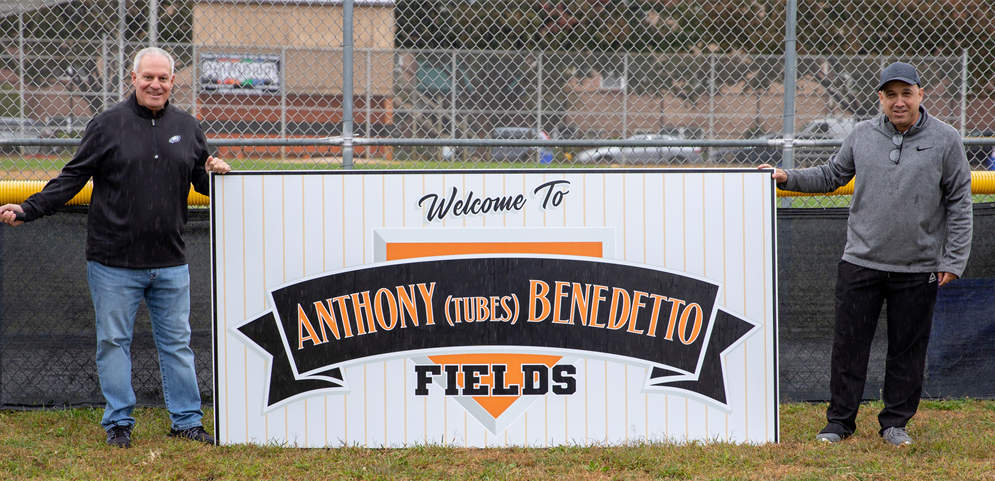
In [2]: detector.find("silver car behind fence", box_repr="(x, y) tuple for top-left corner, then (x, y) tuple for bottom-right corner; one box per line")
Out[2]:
(573, 134), (703, 165)
(0, 117), (57, 154)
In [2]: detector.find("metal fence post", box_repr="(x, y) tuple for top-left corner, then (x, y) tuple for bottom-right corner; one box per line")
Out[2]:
(537, 52), (543, 161)
(18, 8), (24, 131)
(118, 0), (126, 101)
(192, 42), (198, 118)
(341, 0), (355, 169)
(102, 36), (110, 112)
(708, 54), (716, 143)
(780, 0), (798, 208)
(962, 49), (969, 136)
(451, 50), (457, 142)
(782, 0), (797, 174)
(149, 0), (158, 47)
(280, 46), (287, 161)
(367, 48), (373, 140)
(623, 53), (629, 139)
(878, 56), (886, 117)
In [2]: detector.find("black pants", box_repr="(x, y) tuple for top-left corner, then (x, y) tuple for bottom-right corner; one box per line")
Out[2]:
(821, 261), (937, 437)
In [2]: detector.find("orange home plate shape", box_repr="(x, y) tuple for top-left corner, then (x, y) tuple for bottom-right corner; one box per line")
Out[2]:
(417, 353), (575, 434)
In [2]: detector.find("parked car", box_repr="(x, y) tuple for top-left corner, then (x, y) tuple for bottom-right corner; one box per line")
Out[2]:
(0, 117), (56, 154)
(794, 117), (858, 166)
(490, 127), (554, 163)
(712, 132), (782, 166)
(966, 129), (995, 169)
(659, 125), (705, 140)
(796, 118), (857, 140)
(573, 134), (703, 164)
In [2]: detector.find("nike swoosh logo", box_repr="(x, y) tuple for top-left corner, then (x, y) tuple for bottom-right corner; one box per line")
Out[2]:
(916, 146), (932, 151)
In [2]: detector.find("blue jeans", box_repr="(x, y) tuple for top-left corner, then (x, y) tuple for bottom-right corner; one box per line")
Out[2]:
(87, 261), (204, 432)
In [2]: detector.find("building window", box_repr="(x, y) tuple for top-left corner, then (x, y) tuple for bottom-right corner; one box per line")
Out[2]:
(600, 71), (626, 91)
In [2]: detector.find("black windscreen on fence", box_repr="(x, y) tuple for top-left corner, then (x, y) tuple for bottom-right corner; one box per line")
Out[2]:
(777, 204), (995, 401)
(1, 205), (993, 408)
(0, 208), (213, 408)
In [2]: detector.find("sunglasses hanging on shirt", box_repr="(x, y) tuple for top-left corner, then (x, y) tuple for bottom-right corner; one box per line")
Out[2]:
(889, 134), (904, 163)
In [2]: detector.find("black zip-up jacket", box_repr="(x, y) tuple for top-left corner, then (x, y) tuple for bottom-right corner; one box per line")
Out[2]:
(21, 94), (211, 269)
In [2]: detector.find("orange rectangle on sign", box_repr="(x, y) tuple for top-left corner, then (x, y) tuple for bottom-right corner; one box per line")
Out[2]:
(385, 242), (604, 261)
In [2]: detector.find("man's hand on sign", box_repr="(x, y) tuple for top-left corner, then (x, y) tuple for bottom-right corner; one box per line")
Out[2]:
(206, 155), (231, 174)
(758, 164), (786, 183)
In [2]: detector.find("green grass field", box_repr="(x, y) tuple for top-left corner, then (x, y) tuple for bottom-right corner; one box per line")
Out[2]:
(2, 400), (993, 480)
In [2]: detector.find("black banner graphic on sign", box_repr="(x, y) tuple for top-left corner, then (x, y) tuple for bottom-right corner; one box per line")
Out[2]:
(234, 256), (757, 408)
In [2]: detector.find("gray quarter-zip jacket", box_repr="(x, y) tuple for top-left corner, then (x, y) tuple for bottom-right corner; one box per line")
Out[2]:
(780, 106), (972, 276)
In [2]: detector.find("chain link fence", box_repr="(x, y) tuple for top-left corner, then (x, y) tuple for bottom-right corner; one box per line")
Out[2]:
(3, 1), (995, 407)
(2, 1), (995, 172)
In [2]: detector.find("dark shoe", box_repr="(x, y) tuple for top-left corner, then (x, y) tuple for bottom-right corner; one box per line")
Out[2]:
(816, 432), (843, 443)
(816, 423), (850, 444)
(881, 426), (912, 446)
(168, 425), (215, 445)
(106, 425), (132, 448)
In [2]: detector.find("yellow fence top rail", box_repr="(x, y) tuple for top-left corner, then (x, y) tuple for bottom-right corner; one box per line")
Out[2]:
(0, 180), (210, 206)
(2, 171), (995, 206)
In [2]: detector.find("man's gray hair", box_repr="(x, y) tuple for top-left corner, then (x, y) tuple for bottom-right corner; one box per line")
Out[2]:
(132, 47), (175, 75)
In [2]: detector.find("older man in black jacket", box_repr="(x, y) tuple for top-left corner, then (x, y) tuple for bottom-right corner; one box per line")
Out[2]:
(1, 47), (230, 448)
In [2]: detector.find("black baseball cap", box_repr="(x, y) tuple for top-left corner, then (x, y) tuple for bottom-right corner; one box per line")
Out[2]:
(877, 62), (920, 91)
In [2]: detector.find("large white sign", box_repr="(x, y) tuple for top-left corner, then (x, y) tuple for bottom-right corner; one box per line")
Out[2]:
(212, 169), (779, 447)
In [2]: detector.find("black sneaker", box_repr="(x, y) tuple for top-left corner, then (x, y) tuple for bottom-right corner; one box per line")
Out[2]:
(106, 425), (132, 448)
(168, 425), (215, 445)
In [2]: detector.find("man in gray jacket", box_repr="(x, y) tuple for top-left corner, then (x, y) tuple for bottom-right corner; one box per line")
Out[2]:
(761, 62), (972, 446)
